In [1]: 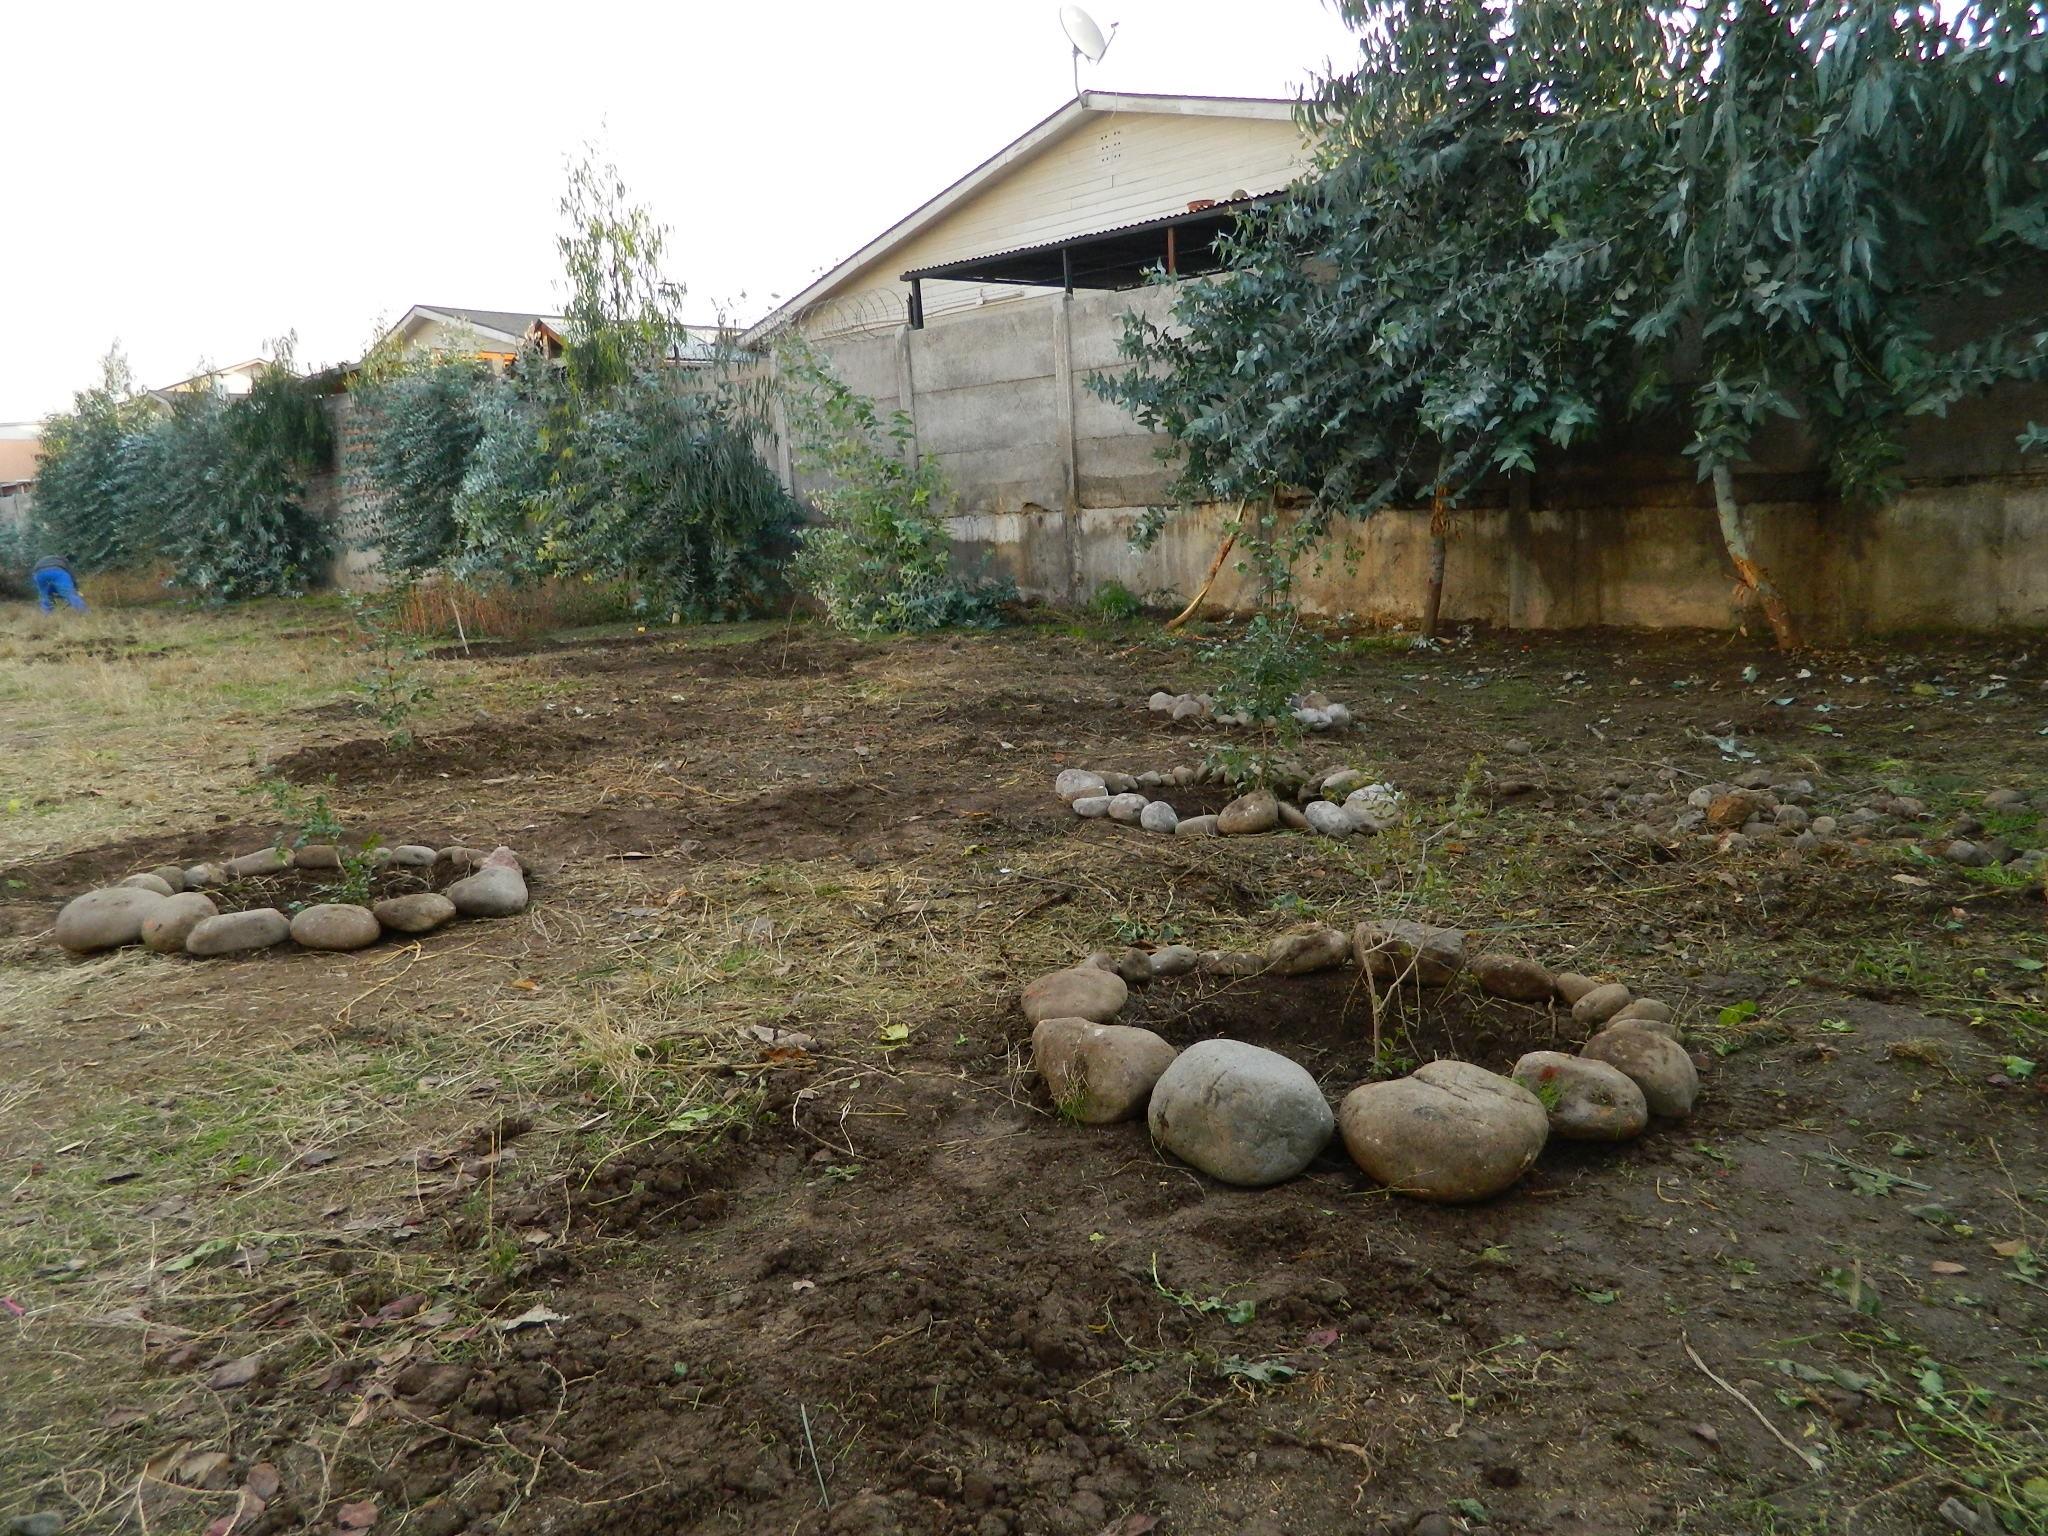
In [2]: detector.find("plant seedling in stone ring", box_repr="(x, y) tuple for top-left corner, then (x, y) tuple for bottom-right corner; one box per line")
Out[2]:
(346, 592), (434, 747)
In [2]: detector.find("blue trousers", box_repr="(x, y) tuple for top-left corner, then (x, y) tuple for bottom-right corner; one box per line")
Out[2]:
(34, 569), (86, 612)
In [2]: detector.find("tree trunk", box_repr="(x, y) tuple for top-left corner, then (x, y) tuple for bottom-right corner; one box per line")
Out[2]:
(1709, 463), (1800, 651)
(1420, 479), (1449, 641)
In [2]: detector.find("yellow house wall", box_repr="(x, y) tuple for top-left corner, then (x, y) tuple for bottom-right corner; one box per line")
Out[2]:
(797, 107), (1311, 337)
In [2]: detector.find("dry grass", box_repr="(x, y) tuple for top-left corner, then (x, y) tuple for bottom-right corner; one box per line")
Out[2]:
(386, 577), (636, 644)
(0, 599), (506, 864)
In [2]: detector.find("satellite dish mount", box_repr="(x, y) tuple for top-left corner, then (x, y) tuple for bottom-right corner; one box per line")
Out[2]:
(1060, 6), (1117, 97)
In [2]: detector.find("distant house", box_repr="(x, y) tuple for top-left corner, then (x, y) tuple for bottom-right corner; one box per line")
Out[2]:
(0, 423), (38, 532)
(148, 358), (279, 406)
(373, 305), (728, 370)
(745, 91), (1313, 341)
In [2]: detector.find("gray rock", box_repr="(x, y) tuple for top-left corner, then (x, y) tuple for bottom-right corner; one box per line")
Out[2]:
(1353, 919), (1466, 985)
(1945, 839), (1994, 868)
(1304, 800), (1354, 838)
(145, 864), (187, 892)
(1071, 795), (1113, 819)
(226, 847), (289, 878)
(1551, 971), (1600, 1005)
(183, 863), (230, 889)
(1056, 769), (1107, 803)
(1265, 925), (1351, 976)
(1021, 966), (1128, 1025)
(1342, 783), (1405, 832)
(292, 844), (343, 871)
(447, 847), (529, 917)
(1774, 804), (1810, 831)
(1338, 1060), (1549, 1202)
(436, 845), (491, 875)
(1148, 944), (1199, 979)
(1135, 770), (1165, 791)
(1139, 800), (1180, 834)
(1106, 793), (1149, 826)
(1571, 982), (1633, 1026)
(1033, 1018), (1178, 1124)
(141, 893), (219, 954)
(1687, 784), (1723, 810)
(1217, 789), (1281, 835)
(1088, 948), (1155, 987)
(1174, 814), (1220, 837)
(1099, 772), (1138, 794)
(1503, 738), (1533, 756)
(1148, 1040), (1334, 1186)
(55, 887), (166, 953)
(1170, 765), (1197, 787)
(185, 908), (291, 957)
(1581, 1024), (1699, 1118)
(291, 903), (382, 951)
(1511, 1051), (1648, 1141)
(1610, 997), (1673, 1026)
(1320, 768), (1370, 799)
(1147, 691), (1176, 713)
(386, 844), (439, 868)
(1983, 787), (2026, 812)
(1809, 815), (1838, 838)
(118, 873), (177, 897)
(373, 893), (457, 934)
(1468, 953), (1554, 1002)
(1171, 696), (1207, 722)
(1197, 949), (1266, 976)
(2007, 849), (2047, 878)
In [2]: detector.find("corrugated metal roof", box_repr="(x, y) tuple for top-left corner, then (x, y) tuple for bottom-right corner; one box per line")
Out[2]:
(900, 190), (1281, 282)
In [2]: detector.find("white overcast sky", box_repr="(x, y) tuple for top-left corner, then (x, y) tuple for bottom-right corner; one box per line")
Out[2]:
(3, 0), (1356, 422)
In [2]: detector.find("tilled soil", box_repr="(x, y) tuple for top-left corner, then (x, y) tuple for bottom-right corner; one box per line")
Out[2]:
(4, 619), (2044, 1536)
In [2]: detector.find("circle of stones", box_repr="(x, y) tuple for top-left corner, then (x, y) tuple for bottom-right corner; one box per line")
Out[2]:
(1019, 917), (1705, 1200)
(53, 841), (530, 961)
(1056, 763), (1404, 839)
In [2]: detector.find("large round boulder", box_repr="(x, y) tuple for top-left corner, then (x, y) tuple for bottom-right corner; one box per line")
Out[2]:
(141, 893), (220, 955)
(1468, 952), (1555, 1002)
(1510, 1051), (1648, 1142)
(291, 903), (382, 951)
(1337, 1060), (1548, 1202)
(1055, 769), (1108, 804)
(1216, 789), (1280, 836)
(1020, 966), (1127, 1025)
(186, 908), (291, 957)
(1571, 983), (1633, 1027)
(373, 893), (457, 934)
(55, 887), (166, 954)
(1581, 1025), (1699, 1118)
(1147, 1039), (1334, 1187)
(1032, 1018), (1177, 1124)
(226, 847), (289, 878)
(446, 847), (529, 917)
(118, 873), (177, 897)
(1353, 919), (1466, 985)
(1265, 925), (1351, 976)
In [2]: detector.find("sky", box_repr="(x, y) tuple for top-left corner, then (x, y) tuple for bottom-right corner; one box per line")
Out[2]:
(3, 0), (1357, 423)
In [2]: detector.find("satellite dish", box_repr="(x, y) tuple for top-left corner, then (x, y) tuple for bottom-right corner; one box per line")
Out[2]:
(1061, 5), (1111, 62)
(1060, 6), (1117, 94)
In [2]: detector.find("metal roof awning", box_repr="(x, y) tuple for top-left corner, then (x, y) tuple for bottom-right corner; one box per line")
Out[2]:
(897, 193), (1275, 326)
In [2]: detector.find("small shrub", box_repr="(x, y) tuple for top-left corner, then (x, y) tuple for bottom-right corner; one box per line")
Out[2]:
(778, 337), (1009, 634)
(1090, 580), (1143, 622)
(345, 594), (433, 745)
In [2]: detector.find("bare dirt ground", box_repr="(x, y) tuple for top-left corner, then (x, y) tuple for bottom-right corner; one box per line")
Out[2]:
(2, 604), (2044, 1536)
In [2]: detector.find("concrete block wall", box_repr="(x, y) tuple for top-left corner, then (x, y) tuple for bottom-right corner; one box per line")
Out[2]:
(788, 286), (2048, 637)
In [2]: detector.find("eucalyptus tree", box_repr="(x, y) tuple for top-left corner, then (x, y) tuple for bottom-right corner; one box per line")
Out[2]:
(1098, 0), (2047, 648)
